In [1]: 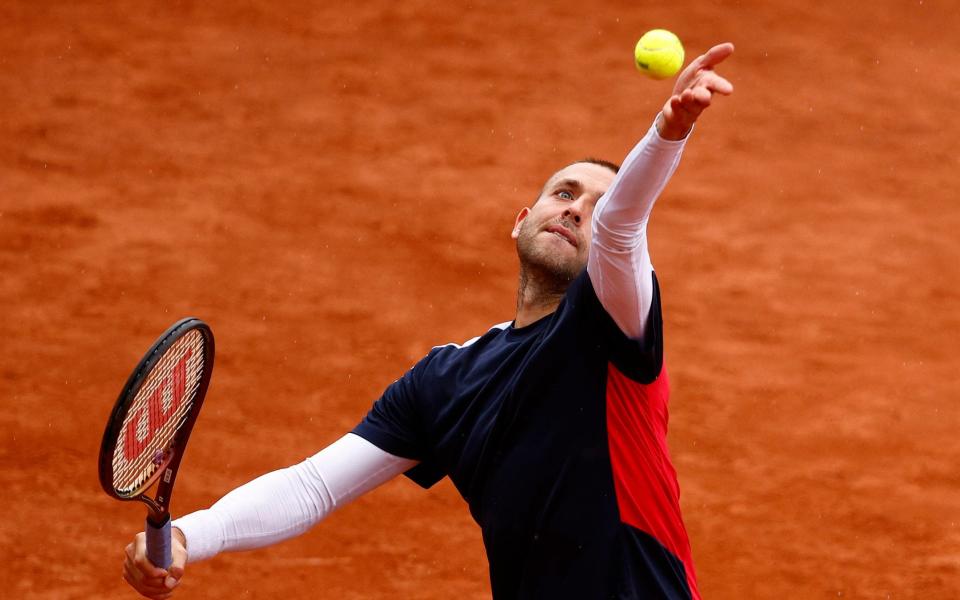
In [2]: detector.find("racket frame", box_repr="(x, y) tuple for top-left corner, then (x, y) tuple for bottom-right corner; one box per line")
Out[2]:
(98, 317), (215, 523)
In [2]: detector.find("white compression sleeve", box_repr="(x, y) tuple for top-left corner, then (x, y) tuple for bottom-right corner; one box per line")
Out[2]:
(172, 433), (418, 563)
(587, 118), (689, 341)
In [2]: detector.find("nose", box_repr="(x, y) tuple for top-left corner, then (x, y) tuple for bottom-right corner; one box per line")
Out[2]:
(563, 204), (583, 225)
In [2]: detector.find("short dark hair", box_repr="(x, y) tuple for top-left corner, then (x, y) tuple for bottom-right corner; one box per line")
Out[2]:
(572, 157), (620, 174)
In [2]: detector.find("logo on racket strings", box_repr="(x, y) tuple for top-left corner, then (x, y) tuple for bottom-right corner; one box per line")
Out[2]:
(123, 348), (193, 461)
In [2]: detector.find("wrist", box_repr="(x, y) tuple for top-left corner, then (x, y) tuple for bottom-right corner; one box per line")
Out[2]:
(655, 113), (691, 141)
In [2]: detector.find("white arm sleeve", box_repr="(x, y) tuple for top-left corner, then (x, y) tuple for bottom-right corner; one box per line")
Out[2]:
(587, 118), (689, 341)
(172, 433), (417, 563)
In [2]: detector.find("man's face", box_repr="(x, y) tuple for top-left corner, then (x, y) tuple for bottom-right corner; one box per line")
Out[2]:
(512, 161), (616, 282)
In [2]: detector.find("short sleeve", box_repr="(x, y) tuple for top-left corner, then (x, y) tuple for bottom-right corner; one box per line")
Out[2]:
(351, 352), (447, 489)
(572, 270), (664, 384)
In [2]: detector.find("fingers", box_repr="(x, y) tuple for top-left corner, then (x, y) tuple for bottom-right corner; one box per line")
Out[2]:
(689, 86), (712, 105)
(123, 532), (181, 599)
(672, 85), (712, 119)
(700, 70), (733, 95)
(165, 552), (185, 586)
(694, 42), (735, 70)
(672, 42), (734, 96)
(658, 79), (728, 139)
(171, 526), (188, 569)
(123, 560), (175, 599)
(669, 94), (702, 122)
(129, 534), (166, 577)
(684, 66), (733, 97)
(168, 526), (188, 584)
(671, 68), (733, 114)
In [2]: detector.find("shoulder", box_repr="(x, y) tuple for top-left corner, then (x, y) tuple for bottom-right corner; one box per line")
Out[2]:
(429, 321), (512, 354)
(402, 321), (512, 379)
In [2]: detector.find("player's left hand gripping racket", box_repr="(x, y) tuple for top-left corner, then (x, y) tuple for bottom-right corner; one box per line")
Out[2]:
(99, 318), (214, 570)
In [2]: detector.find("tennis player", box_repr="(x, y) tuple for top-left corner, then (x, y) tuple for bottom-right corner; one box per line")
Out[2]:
(123, 43), (734, 600)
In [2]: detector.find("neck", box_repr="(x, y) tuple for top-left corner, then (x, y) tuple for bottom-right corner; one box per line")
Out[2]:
(514, 266), (568, 328)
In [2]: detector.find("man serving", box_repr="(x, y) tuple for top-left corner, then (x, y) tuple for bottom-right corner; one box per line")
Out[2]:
(123, 42), (734, 600)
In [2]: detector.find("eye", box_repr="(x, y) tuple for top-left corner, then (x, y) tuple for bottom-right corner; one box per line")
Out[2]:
(557, 190), (574, 201)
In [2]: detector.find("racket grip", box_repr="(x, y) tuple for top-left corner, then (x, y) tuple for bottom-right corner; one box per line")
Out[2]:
(145, 515), (173, 569)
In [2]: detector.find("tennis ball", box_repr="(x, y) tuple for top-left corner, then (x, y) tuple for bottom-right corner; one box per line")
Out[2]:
(634, 29), (685, 80)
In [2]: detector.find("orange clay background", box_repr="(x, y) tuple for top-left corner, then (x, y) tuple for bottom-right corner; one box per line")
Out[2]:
(1, 1), (958, 598)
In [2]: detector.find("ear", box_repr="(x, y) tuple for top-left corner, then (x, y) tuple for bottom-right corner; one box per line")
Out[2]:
(511, 208), (530, 240)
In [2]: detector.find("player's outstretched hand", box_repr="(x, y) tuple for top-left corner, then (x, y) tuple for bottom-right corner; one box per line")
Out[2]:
(122, 528), (188, 599)
(657, 42), (734, 140)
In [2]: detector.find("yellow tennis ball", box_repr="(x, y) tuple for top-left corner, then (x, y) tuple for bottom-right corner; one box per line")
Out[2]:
(634, 29), (685, 80)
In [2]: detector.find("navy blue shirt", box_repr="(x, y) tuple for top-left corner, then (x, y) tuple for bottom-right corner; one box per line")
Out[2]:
(354, 270), (699, 599)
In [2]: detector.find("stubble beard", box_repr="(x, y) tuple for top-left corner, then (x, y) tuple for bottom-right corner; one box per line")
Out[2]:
(515, 218), (585, 301)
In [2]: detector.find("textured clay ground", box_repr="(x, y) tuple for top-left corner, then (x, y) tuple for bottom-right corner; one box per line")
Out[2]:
(2, 1), (958, 598)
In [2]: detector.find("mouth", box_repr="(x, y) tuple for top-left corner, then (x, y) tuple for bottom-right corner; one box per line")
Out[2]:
(545, 224), (578, 248)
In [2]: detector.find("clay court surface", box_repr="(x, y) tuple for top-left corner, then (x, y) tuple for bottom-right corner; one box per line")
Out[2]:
(2, 1), (958, 598)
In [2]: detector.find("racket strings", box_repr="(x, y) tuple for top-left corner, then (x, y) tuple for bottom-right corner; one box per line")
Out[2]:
(111, 330), (206, 495)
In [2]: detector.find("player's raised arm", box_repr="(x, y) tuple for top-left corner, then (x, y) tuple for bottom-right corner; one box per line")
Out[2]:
(588, 43), (734, 341)
(122, 433), (417, 599)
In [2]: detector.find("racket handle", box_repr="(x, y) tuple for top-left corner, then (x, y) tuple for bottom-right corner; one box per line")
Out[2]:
(145, 515), (173, 569)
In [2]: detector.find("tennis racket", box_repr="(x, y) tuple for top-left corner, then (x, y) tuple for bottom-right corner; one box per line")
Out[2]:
(98, 317), (215, 569)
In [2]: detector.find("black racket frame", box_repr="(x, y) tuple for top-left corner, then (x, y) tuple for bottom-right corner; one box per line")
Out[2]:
(98, 317), (214, 525)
